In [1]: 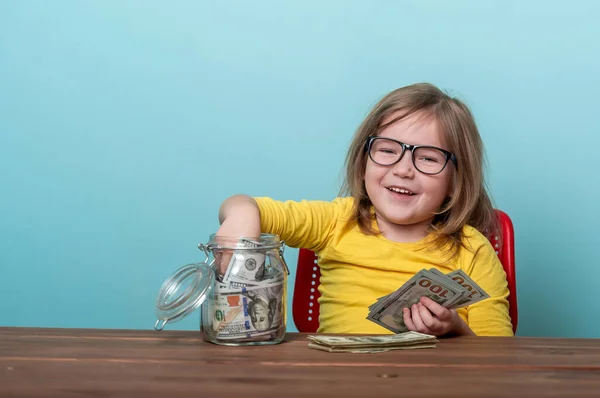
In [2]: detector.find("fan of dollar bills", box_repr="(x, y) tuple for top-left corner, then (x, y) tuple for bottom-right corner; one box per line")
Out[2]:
(366, 269), (490, 333)
(307, 332), (438, 353)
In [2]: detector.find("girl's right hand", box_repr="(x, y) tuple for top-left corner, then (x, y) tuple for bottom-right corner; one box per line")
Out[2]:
(214, 195), (262, 276)
(215, 216), (260, 239)
(216, 194), (262, 238)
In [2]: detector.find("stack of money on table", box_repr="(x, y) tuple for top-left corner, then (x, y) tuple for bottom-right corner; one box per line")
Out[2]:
(307, 332), (438, 353)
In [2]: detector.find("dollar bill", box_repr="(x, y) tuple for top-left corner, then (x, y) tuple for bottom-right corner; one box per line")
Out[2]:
(224, 253), (284, 286)
(446, 269), (490, 308)
(370, 268), (470, 311)
(366, 268), (490, 333)
(307, 332), (437, 346)
(369, 296), (386, 311)
(239, 238), (261, 248)
(426, 268), (469, 308)
(207, 282), (285, 340)
(221, 239), (283, 283)
(366, 271), (464, 333)
(217, 277), (283, 291)
(307, 343), (437, 353)
(307, 332), (438, 353)
(369, 269), (462, 314)
(222, 250), (265, 282)
(367, 270), (427, 315)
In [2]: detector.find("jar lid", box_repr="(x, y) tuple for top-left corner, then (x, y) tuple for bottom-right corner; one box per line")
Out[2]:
(154, 262), (214, 331)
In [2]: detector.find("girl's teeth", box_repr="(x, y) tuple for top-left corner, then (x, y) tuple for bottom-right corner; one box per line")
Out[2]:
(389, 188), (412, 195)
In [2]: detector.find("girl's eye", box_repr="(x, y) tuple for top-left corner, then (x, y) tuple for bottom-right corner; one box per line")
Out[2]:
(415, 147), (446, 163)
(378, 148), (398, 155)
(419, 156), (440, 163)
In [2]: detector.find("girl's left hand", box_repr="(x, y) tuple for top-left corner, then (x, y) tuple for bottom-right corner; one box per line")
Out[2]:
(402, 296), (459, 337)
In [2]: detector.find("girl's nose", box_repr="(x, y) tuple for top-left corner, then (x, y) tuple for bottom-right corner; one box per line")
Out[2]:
(391, 151), (415, 177)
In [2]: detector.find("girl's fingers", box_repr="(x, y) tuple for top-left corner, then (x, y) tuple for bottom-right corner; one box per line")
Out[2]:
(419, 296), (448, 318)
(411, 304), (432, 334)
(403, 308), (416, 331)
(417, 303), (439, 330)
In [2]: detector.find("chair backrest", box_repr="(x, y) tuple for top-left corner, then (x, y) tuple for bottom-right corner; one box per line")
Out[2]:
(292, 209), (518, 334)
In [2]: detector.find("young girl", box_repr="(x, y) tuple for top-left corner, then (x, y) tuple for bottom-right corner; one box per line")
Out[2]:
(217, 83), (513, 337)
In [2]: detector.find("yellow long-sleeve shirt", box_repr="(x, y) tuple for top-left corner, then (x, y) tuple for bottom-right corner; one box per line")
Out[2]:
(255, 196), (513, 336)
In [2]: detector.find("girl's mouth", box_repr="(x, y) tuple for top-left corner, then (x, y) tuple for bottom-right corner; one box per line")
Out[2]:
(387, 187), (415, 196)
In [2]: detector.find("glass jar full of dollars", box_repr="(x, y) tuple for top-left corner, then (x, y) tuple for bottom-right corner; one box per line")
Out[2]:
(154, 234), (290, 346)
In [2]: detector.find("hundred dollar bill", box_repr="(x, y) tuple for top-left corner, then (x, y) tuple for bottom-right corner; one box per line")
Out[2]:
(219, 276), (284, 290)
(213, 238), (262, 281)
(366, 271), (464, 333)
(223, 250), (283, 286)
(369, 296), (387, 311)
(427, 268), (469, 308)
(216, 276), (285, 292)
(222, 251), (265, 283)
(368, 292), (398, 311)
(207, 282), (285, 340)
(369, 269), (462, 314)
(446, 269), (490, 308)
(367, 270), (426, 315)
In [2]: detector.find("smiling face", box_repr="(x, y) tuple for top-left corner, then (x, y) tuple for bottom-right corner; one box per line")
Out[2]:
(364, 111), (454, 242)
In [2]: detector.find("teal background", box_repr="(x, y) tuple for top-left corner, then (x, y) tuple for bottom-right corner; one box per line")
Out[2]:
(1, 1), (599, 337)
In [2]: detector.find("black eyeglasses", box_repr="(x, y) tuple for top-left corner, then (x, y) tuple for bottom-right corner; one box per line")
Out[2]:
(366, 136), (457, 175)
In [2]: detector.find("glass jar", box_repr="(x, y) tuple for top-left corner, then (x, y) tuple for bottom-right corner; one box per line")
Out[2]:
(154, 233), (289, 346)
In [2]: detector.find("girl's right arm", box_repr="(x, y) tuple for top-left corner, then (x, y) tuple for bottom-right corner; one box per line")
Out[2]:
(214, 195), (262, 276)
(218, 195), (349, 252)
(216, 194), (262, 238)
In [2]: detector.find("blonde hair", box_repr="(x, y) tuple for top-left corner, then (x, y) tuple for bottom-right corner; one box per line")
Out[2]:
(340, 83), (498, 259)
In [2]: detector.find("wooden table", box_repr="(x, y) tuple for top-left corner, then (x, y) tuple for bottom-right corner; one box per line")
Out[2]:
(2, 327), (600, 397)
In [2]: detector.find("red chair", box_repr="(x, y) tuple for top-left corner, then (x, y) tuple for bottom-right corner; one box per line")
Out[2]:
(292, 209), (518, 334)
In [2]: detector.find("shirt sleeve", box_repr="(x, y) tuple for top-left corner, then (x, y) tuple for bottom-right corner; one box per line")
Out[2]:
(462, 235), (514, 336)
(253, 197), (350, 252)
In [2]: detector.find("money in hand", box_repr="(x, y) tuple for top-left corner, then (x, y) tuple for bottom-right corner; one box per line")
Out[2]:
(445, 269), (490, 308)
(366, 269), (489, 333)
